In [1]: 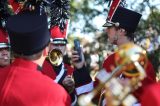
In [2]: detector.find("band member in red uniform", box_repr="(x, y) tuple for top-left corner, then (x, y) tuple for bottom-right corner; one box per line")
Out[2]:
(0, 28), (10, 68)
(140, 82), (160, 106)
(95, 0), (156, 105)
(42, 23), (93, 105)
(0, 10), (70, 106)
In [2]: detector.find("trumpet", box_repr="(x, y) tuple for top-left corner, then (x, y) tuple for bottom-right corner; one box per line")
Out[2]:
(78, 43), (147, 106)
(48, 49), (63, 66)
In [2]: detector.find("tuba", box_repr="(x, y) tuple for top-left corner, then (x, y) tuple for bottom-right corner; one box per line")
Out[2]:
(48, 49), (63, 66)
(78, 43), (147, 106)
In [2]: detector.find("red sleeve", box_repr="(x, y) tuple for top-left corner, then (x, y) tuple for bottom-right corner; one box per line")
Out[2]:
(103, 53), (116, 73)
(141, 83), (160, 106)
(64, 64), (74, 75)
(133, 61), (156, 101)
(145, 61), (156, 82)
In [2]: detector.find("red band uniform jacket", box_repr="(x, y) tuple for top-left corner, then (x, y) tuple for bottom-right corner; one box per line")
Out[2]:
(42, 59), (93, 105)
(0, 58), (71, 106)
(140, 82), (160, 106)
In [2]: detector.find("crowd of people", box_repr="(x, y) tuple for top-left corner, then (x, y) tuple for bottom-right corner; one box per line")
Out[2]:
(0, 0), (159, 106)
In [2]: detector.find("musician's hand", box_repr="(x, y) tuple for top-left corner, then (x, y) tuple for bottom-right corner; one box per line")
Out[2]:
(71, 47), (85, 69)
(62, 75), (75, 94)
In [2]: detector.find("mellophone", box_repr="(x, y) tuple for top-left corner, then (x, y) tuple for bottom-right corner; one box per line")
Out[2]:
(78, 43), (147, 106)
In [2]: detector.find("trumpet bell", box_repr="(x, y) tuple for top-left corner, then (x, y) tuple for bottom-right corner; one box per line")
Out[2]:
(48, 49), (63, 66)
(115, 43), (148, 77)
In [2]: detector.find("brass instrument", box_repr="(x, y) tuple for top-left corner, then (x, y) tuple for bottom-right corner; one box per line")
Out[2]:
(48, 49), (63, 66)
(78, 43), (147, 106)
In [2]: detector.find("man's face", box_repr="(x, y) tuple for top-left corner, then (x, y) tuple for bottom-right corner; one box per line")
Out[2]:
(105, 26), (118, 44)
(0, 47), (10, 67)
(49, 43), (66, 55)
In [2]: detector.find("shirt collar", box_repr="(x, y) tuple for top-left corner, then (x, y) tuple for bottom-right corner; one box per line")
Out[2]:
(12, 58), (41, 71)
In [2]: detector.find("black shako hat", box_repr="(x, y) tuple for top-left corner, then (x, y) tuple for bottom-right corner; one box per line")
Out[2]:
(103, 6), (142, 33)
(6, 11), (50, 56)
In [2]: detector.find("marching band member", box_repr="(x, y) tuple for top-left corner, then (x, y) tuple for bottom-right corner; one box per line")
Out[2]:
(0, 28), (10, 68)
(0, 10), (70, 106)
(42, 23), (93, 105)
(95, 0), (156, 105)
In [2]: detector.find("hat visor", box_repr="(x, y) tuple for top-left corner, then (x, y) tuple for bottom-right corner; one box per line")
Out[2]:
(51, 41), (67, 44)
(0, 43), (10, 48)
(50, 39), (67, 44)
(102, 22), (114, 27)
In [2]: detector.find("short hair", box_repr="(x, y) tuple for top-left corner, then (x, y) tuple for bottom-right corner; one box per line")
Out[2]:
(13, 49), (44, 60)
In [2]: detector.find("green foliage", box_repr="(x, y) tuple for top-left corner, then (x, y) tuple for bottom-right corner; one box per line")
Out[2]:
(146, 8), (160, 32)
(148, 47), (160, 72)
(70, 0), (106, 33)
